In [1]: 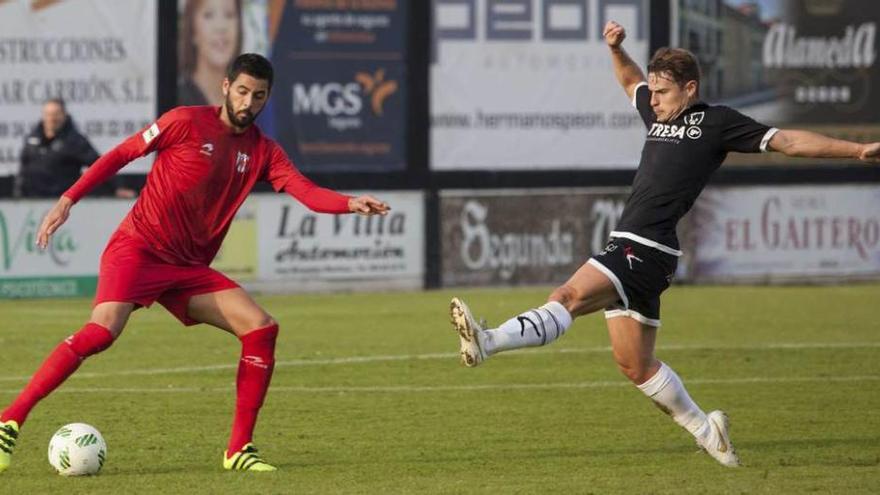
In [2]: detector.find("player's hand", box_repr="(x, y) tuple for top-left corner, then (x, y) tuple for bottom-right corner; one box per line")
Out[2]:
(859, 142), (880, 162)
(603, 21), (626, 48)
(348, 195), (390, 216)
(37, 196), (74, 250)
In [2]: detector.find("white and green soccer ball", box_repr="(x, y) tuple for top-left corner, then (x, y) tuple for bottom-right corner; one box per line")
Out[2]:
(47, 423), (107, 476)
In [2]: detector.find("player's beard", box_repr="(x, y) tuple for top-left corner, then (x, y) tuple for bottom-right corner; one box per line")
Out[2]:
(224, 95), (260, 129)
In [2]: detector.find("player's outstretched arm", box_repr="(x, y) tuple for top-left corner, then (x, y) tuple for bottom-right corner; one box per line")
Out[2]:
(768, 130), (880, 162)
(36, 196), (73, 250)
(348, 195), (390, 216)
(267, 141), (391, 215)
(603, 21), (646, 101)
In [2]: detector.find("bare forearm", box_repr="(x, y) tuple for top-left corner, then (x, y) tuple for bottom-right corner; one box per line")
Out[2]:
(609, 46), (646, 93)
(770, 129), (864, 159)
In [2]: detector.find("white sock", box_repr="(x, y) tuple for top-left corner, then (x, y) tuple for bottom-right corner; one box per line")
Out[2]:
(481, 301), (573, 355)
(637, 362), (711, 442)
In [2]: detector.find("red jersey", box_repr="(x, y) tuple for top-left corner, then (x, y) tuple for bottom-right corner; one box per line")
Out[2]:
(64, 106), (352, 265)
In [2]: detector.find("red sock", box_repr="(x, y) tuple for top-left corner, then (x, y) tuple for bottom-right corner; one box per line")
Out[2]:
(227, 324), (278, 456)
(1, 323), (114, 425)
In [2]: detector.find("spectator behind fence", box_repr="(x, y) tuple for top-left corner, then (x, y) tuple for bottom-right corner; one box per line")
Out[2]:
(18, 98), (136, 199)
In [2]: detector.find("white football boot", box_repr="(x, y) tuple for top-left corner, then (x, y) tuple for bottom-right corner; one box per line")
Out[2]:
(449, 297), (487, 367)
(698, 410), (740, 467)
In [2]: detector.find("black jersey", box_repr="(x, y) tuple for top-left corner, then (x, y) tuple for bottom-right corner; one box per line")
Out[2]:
(613, 83), (778, 254)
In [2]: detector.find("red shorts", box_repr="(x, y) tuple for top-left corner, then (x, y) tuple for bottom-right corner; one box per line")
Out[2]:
(94, 230), (239, 326)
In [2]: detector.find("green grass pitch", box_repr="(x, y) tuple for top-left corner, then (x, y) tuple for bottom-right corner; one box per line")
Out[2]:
(1, 284), (879, 494)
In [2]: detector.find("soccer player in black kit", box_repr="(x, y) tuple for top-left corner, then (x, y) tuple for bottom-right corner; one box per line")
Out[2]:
(447, 21), (880, 467)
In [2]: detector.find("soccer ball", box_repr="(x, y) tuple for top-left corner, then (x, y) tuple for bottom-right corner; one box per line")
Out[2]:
(47, 423), (107, 476)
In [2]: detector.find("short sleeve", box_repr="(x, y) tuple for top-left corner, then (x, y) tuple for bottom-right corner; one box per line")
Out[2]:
(632, 82), (654, 127)
(720, 107), (778, 153)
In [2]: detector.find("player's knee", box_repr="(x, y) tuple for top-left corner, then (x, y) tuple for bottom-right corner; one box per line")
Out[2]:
(548, 284), (579, 312)
(258, 315), (277, 330)
(66, 323), (115, 357)
(613, 354), (654, 384)
(89, 303), (132, 338)
(239, 320), (278, 343)
(243, 315), (276, 334)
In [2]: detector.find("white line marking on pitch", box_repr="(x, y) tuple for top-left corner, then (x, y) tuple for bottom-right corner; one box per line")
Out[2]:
(1, 342), (879, 383)
(0, 375), (878, 395)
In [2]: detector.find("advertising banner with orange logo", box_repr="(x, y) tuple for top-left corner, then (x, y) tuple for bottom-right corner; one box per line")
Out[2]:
(0, 0), (157, 176)
(269, 0), (406, 172)
(178, 0), (406, 172)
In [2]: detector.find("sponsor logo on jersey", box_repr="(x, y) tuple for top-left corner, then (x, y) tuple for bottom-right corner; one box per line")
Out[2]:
(235, 151), (250, 173)
(683, 111), (704, 139)
(200, 142), (214, 156)
(141, 123), (160, 144)
(647, 123), (687, 140)
(686, 126), (703, 139)
(647, 121), (703, 141)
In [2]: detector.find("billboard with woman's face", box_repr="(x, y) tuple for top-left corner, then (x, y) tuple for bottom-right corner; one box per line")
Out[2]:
(178, 0), (243, 106)
(177, 0), (408, 172)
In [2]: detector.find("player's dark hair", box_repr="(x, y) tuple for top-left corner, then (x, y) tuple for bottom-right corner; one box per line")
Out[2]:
(44, 97), (66, 113)
(226, 53), (274, 89)
(648, 47), (701, 92)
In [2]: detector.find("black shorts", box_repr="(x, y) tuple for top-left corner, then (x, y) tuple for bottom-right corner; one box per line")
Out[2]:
(588, 237), (678, 327)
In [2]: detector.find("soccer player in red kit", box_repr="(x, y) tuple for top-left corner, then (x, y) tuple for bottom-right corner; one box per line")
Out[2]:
(0, 53), (389, 473)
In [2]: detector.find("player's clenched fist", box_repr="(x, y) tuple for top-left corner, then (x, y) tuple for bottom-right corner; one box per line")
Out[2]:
(603, 21), (626, 48)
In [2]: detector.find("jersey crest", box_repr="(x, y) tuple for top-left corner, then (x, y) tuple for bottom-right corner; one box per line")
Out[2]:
(235, 151), (251, 173)
(684, 111), (704, 125)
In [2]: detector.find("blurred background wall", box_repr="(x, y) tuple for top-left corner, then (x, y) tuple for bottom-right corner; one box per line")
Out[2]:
(0, 0), (878, 298)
